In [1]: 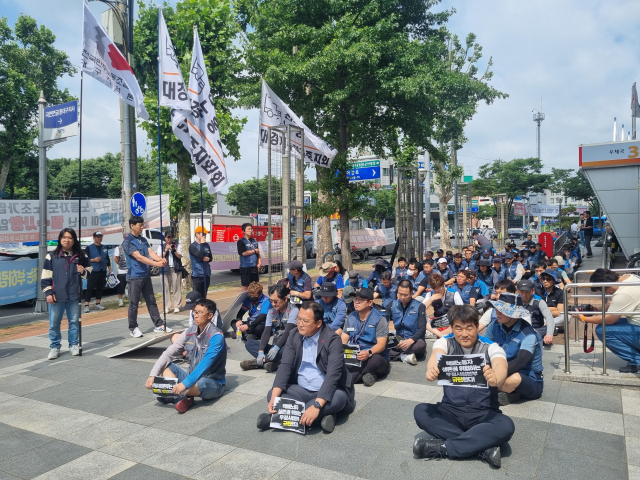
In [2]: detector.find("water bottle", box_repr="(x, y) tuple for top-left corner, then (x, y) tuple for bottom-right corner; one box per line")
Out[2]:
(236, 329), (242, 343)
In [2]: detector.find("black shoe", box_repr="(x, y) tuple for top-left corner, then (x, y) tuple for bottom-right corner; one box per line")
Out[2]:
(498, 392), (521, 406)
(620, 364), (639, 373)
(320, 414), (336, 433)
(265, 362), (278, 373)
(479, 446), (501, 468)
(553, 326), (560, 336)
(257, 412), (271, 430)
(362, 373), (377, 387)
(240, 359), (261, 370)
(413, 437), (447, 459)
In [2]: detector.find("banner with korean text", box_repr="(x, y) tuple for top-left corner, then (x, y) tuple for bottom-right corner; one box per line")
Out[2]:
(0, 259), (38, 306)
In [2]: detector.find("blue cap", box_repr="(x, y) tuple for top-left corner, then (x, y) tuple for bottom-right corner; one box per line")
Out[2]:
(505, 253), (514, 259)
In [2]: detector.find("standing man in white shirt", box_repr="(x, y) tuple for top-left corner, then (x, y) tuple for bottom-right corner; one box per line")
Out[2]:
(157, 232), (184, 313)
(113, 234), (128, 307)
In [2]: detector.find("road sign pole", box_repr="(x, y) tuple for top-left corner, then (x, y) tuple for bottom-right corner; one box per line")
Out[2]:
(35, 92), (48, 314)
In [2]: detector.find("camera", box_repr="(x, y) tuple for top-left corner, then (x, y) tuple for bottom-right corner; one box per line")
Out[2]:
(567, 304), (595, 313)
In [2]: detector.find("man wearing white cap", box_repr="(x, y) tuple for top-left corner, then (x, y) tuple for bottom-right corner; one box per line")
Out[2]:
(83, 231), (111, 312)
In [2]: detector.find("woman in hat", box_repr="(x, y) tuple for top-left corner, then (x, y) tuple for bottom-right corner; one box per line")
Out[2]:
(483, 293), (544, 406)
(315, 262), (345, 298)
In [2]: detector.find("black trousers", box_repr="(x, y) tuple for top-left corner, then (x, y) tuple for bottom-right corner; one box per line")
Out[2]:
(267, 384), (351, 420)
(389, 339), (427, 360)
(85, 270), (107, 302)
(346, 353), (390, 383)
(127, 277), (162, 330)
(584, 235), (593, 256)
(231, 320), (266, 339)
(116, 273), (127, 295)
(192, 275), (210, 299)
(414, 402), (515, 459)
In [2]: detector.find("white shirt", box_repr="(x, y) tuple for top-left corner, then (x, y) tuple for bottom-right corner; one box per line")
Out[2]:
(608, 275), (640, 326)
(433, 336), (506, 361)
(113, 246), (127, 275)
(571, 223), (579, 233)
(156, 243), (183, 268)
(423, 290), (464, 306)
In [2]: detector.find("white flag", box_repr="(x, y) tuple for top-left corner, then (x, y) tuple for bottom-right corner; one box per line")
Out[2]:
(260, 80), (337, 168)
(159, 9), (189, 110)
(185, 29), (227, 193)
(81, 1), (149, 120)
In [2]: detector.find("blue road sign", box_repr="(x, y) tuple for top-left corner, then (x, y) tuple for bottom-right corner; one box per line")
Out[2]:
(43, 100), (78, 141)
(130, 193), (147, 216)
(348, 166), (380, 181)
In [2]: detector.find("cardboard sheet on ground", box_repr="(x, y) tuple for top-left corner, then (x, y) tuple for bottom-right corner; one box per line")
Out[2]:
(108, 328), (186, 358)
(221, 291), (248, 334)
(270, 397), (306, 434)
(437, 353), (488, 388)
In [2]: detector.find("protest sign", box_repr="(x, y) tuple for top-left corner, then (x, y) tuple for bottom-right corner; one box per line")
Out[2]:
(105, 273), (120, 289)
(430, 314), (450, 329)
(0, 259), (38, 306)
(437, 354), (488, 389)
(151, 376), (179, 399)
(269, 397), (305, 435)
(343, 344), (361, 367)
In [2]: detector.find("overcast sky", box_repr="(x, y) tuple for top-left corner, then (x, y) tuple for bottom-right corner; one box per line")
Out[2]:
(2, 0), (640, 188)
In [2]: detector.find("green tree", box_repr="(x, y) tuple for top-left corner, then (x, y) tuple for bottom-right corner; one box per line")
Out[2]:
(551, 168), (599, 213)
(189, 182), (217, 214)
(0, 15), (75, 196)
(225, 176), (317, 216)
(362, 189), (396, 228)
(475, 204), (496, 221)
(135, 0), (246, 281)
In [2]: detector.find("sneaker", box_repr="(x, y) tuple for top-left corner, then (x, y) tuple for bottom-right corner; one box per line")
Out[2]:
(413, 437), (447, 459)
(320, 414), (336, 433)
(401, 353), (418, 365)
(165, 307), (171, 314)
(620, 364), (639, 373)
(83, 306), (90, 314)
(362, 372), (377, 387)
(47, 348), (60, 360)
(70, 345), (80, 356)
(257, 412), (271, 430)
(173, 308), (180, 314)
(265, 362), (278, 373)
(479, 446), (501, 468)
(95, 304), (105, 311)
(425, 331), (437, 339)
(130, 327), (143, 338)
(240, 359), (260, 370)
(175, 396), (195, 413)
(553, 326), (560, 336)
(498, 391), (521, 406)
(154, 325), (173, 333)
(118, 299), (124, 307)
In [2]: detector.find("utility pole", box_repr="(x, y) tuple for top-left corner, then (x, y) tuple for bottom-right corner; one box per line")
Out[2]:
(34, 92), (48, 314)
(452, 137), (459, 249)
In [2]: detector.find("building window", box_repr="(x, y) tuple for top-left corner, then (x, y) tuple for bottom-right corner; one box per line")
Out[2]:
(382, 168), (389, 177)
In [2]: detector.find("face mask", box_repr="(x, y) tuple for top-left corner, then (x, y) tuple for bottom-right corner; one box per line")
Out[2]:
(407, 269), (416, 276)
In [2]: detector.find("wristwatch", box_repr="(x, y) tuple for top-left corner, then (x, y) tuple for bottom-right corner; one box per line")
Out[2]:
(368, 349), (373, 358)
(313, 401), (321, 409)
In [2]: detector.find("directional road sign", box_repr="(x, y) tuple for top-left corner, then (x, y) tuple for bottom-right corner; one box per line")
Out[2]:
(348, 166), (380, 181)
(43, 101), (78, 142)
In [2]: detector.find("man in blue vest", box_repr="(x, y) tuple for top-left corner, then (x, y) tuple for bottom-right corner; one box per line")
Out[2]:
(516, 279), (554, 345)
(467, 269), (490, 302)
(413, 305), (513, 468)
(286, 260), (312, 300)
(476, 259), (494, 292)
(437, 258), (455, 286)
(450, 253), (466, 275)
(386, 280), (427, 365)
(491, 257), (506, 286)
(345, 270), (368, 289)
(190, 226), (212, 299)
(404, 260), (423, 297)
(503, 253), (524, 283)
(394, 256), (408, 280)
(83, 231), (112, 312)
(234, 282), (271, 341)
(368, 257), (389, 288)
(484, 294), (544, 406)
(463, 249), (477, 271)
(237, 223), (261, 292)
(122, 216), (171, 337)
(374, 271), (398, 308)
(146, 298), (226, 413)
(450, 270), (476, 306)
(341, 287), (390, 387)
(316, 282), (347, 332)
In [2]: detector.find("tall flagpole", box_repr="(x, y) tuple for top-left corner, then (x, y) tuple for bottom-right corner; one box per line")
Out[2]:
(78, 71), (84, 356)
(200, 179), (206, 297)
(158, 7), (167, 332)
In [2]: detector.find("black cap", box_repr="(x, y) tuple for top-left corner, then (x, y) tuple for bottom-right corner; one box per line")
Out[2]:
(318, 282), (338, 297)
(348, 270), (359, 279)
(478, 259), (490, 267)
(352, 287), (374, 300)
(184, 291), (202, 309)
(437, 249), (444, 253)
(516, 279), (535, 291)
(288, 260), (304, 271)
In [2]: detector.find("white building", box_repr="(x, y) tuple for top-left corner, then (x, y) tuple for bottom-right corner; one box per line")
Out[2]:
(541, 189), (589, 207)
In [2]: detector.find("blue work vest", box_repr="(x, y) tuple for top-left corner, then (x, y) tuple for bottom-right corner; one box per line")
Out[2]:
(451, 282), (474, 304)
(369, 270), (382, 285)
(395, 267), (408, 279)
(378, 281), (398, 307)
(505, 262), (520, 280)
(86, 244), (109, 272)
(190, 241), (212, 278)
(464, 259), (477, 271)
(317, 297), (346, 331)
(123, 234), (150, 279)
(346, 274), (367, 290)
(288, 272), (310, 292)
(477, 269), (494, 290)
(518, 296), (544, 330)
(492, 267), (506, 284)
(345, 308), (388, 359)
(390, 299), (421, 339)
(432, 289), (457, 317)
(489, 319), (543, 379)
(239, 237), (259, 268)
(450, 261), (465, 274)
(184, 321), (226, 382)
(243, 294), (270, 321)
(436, 267), (453, 281)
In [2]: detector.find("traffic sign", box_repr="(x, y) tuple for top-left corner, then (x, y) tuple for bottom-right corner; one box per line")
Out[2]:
(43, 100), (78, 142)
(348, 166), (380, 181)
(130, 192), (147, 216)
(350, 159), (380, 169)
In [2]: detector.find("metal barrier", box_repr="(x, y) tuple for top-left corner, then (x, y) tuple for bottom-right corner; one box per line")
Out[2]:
(563, 272), (640, 375)
(553, 232), (567, 255)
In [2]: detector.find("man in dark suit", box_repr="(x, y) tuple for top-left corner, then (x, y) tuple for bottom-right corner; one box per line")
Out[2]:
(256, 301), (355, 434)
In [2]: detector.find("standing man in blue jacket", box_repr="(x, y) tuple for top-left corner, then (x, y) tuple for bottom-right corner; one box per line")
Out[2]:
(190, 226), (212, 299)
(237, 223), (261, 292)
(83, 231), (111, 312)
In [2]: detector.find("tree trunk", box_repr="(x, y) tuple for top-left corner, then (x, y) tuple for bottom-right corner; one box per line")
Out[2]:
(338, 102), (352, 271)
(176, 161), (193, 292)
(434, 174), (453, 251)
(315, 166), (332, 265)
(0, 159), (12, 198)
(395, 182), (404, 257)
(407, 184), (414, 258)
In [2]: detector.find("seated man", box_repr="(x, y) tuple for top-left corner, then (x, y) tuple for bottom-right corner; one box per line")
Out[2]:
(394, 256), (408, 280)
(530, 261), (548, 294)
(315, 262), (345, 298)
(316, 283), (347, 332)
(233, 282), (270, 341)
(479, 279), (517, 334)
(436, 258), (455, 286)
(484, 294), (544, 406)
(578, 269), (640, 373)
(241, 284), (299, 372)
(341, 287), (390, 386)
(413, 305), (514, 468)
(463, 249), (477, 271)
(414, 261), (434, 298)
(467, 269), (490, 302)
(386, 279), (428, 365)
(405, 260), (423, 297)
(449, 253), (466, 275)
(145, 299), (226, 413)
(373, 271), (398, 308)
(516, 279), (554, 345)
(257, 302), (356, 433)
(476, 259), (494, 292)
(345, 270), (368, 289)
(422, 273), (463, 339)
(548, 257), (570, 286)
(538, 269), (564, 335)
(450, 270), (477, 306)
(368, 257), (389, 288)
(504, 253), (525, 283)
(286, 260), (313, 300)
